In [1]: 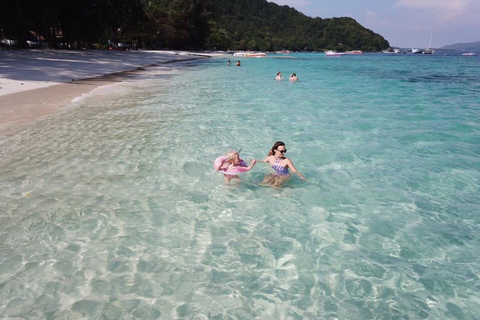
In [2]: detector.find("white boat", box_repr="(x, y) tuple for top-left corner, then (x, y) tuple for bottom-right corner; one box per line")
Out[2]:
(234, 51), (267, 57)
(410, 48), (421, 54)
(423, 31), (435, 54)
(325, 50), (345, 57)
(345, 50), (363, 54)
(461, 52), (476, 56)
(245, 52), (267, 58)
(382, 48), (401, 54)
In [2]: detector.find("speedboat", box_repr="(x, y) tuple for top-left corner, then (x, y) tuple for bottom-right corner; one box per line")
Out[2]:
(461, 52), (476, 56)
(245, 52), (267, 58)
(325, 50), (345, 57)
(382, 48), (401, 54)
(345, 50), (363, 54)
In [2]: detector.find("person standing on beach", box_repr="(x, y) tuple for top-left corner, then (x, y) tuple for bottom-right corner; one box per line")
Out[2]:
(261, 141), (305, 187)
(289, 73), (298, 81)
(236, 60), (241, 66)
(275, 72), (284, 81)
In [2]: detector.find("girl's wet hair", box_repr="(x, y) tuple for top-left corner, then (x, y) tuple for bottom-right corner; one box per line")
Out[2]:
(268, 141), (285, 156)
(226, 150), (239, 161)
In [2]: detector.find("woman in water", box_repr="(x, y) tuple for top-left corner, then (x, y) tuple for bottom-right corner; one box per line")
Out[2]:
(262, 141), (305, 187)
(275, 72), (284, 81)
(216, 150), (256, 184)
(289, 73), (298, 81)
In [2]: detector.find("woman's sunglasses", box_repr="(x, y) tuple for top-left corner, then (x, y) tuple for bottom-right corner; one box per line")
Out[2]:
(276, 149), (287, 154)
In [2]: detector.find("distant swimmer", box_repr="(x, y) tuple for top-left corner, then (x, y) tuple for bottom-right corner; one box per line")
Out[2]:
(214, 150), (256, 184)
(261, 141), (305, 188)
(236, 60), (241, 66)
(289, 73), (298, 81)
(227, 60), (231, 66)
(275, 72), (284, 81)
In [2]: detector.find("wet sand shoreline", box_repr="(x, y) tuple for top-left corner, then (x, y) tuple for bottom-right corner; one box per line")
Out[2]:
(0, 51), (221, 138)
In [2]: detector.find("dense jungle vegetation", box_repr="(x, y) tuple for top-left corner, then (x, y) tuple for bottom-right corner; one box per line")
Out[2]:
(0, 0), (389, 51)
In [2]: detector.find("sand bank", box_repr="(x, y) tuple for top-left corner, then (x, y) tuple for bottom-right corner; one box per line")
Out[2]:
(0, 49), (227, 137)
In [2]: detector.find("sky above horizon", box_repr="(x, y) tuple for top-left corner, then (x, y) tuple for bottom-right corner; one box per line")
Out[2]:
(268, 0), (480, 48)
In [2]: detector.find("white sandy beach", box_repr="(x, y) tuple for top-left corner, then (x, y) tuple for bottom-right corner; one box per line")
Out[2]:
(0, 49), (225, 137)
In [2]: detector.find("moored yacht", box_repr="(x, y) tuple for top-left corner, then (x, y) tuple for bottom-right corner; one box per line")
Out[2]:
(422, 31), (435, 54)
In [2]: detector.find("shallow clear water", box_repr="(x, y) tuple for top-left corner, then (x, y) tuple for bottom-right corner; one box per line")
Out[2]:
(1, 53), (480, 319)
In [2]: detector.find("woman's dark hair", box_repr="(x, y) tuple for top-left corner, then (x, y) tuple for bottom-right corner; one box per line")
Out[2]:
(268, 141), (285, 156)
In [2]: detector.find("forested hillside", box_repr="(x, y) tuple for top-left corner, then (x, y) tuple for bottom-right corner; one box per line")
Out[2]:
(209, 0), (389, 51)
(0, 0), (389, 51)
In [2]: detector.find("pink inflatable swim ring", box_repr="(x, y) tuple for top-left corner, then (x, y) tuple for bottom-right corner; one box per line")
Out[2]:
(214, 155), (248, 175)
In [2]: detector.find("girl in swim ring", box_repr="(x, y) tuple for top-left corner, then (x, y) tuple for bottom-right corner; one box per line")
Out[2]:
(262, 141), (305, 187)
(215, 150), (256, 184)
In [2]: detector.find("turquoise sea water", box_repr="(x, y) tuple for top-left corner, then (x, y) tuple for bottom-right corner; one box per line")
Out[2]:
(1, 53), (479, 319)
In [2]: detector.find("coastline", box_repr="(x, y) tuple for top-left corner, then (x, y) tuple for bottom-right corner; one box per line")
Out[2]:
(0, 50), (226, 138)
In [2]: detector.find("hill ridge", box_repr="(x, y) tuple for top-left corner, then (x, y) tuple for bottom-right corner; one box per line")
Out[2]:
(440, 40), (480, 51)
